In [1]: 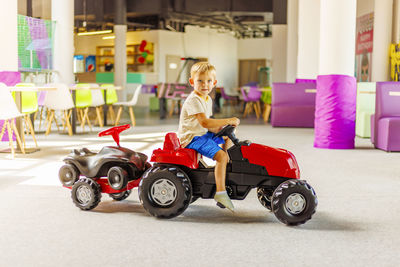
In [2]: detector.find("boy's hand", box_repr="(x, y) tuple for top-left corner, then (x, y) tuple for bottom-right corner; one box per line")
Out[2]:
(228, 117), (240, 127)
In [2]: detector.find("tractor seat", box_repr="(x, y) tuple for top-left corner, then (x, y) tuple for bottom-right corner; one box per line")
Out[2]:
(151, 132), (199, 169)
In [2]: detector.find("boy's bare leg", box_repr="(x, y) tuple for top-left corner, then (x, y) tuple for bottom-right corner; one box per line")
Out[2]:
(214, 150), (228, 192)
(213, 150), (234, 212)
(222, 136), (232, 152)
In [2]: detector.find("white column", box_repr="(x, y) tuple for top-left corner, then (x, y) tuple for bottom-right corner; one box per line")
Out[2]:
(372, 0), (393, 81)
(271, 25), (287, 82)
(297, 0), (320, 79)
(114, 25), (127, 101)
(0, 0), (18, 71)
(319, 0), (356, 75)
(52, 0), (74, 84)
(286, 0), (299, 83)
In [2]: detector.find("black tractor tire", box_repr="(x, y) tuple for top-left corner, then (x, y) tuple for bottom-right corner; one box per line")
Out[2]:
(71, 178), (102, 210)
(109, 190), (131, 201)
(257, 187), (274, 211)
(190, 196), (199, 204)
(139, 165), (192, 219)
(107, 166), (128, 190)
(59, 163), (80, 187)
(272, 179), (317, 226)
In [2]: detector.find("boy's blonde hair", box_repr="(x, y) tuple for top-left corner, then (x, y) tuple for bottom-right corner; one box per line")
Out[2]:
(190, 62), (216, 79)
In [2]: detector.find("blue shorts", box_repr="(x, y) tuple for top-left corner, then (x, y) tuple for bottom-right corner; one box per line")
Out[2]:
(186, 132), (225, 159)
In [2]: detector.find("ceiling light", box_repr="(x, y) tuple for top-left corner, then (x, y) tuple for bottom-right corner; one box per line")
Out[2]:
(77, 30), (112, 36)
(102, 35), (115, 40)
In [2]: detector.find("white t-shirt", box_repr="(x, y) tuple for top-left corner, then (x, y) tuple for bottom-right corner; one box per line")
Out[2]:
(178, 91), (213, 147)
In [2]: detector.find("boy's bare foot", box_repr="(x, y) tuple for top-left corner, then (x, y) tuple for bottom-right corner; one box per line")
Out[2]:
(214, 191), (234, 212)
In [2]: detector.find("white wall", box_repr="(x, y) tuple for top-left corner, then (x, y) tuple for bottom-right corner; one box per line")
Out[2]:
(181, 26), (238, 92)
(237, 38), (272, 60)
(157, 30), (185, 83)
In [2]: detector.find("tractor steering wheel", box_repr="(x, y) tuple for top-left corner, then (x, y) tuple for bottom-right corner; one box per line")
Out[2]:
(215, 125), (240, 146)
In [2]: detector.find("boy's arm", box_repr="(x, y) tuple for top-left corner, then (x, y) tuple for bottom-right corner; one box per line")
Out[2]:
(195, 113), (240, 132)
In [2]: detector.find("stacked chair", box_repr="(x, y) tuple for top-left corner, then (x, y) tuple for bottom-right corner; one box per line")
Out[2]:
(15, 83), (38, 150)
(101, 83), (118, 125)
(260, 87), (272, 122)
(220, 87), (239, 108)
(114, 84), (142, 126)
(43, 83), (75, 136)
(89, 83), (106, 127)
(240, 86), (262, 118)
(75, 83), (93, 132)
(0, 83), (25, 157)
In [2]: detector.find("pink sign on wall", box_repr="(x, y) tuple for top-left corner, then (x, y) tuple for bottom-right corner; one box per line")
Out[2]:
(355, 13), (374, 82)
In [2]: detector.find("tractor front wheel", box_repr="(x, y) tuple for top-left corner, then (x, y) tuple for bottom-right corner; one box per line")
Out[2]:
(139, 166), (192, 219)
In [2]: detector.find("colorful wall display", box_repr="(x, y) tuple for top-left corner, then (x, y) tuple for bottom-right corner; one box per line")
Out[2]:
(355, 13), (374, 82)
(137, 40), (154, 64)
(17, 15), (55, 71)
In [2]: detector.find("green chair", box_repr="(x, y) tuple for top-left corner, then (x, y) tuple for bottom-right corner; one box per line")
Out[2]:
(100, 83), (118, 125)
(75, 83), (93, 131)
(15, 83), (39, 149)
(260, 87), (272, 122)
(356, 82), (376, 138)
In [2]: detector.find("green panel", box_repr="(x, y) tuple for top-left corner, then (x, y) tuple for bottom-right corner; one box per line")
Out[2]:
(127, 73), (146, 83)
(356, 82), (376, 138)
(96, 72), (146, 84)
(96, 72), (114, 83)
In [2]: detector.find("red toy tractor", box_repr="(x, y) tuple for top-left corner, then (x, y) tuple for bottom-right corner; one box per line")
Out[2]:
(139, 125), (317, 225)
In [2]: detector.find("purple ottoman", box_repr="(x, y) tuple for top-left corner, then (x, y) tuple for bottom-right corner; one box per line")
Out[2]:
(271, 82), (317, 128)
(373, 82), (400, 151)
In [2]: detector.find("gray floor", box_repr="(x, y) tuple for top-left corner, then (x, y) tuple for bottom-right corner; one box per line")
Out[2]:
(1, 107), (400, 267)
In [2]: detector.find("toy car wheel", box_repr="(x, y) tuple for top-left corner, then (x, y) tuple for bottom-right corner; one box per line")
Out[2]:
(109, 190), (131, 201)
(139, 166), (192, 219)
(59, 164), (80, 187)
(272, 180), (317, 226)
(107, 166), (128, 190)
(257, 187), (274, 211)
(71, 177), (102, 210)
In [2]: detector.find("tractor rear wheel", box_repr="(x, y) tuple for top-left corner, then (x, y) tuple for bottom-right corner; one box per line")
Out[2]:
(139, 166), (192, 219)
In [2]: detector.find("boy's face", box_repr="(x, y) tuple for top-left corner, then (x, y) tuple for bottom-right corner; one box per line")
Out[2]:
(189, 72), (217, 98)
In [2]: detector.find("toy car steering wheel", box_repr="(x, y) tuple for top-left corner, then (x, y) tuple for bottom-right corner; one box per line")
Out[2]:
(98, 124), (131, 147)
(215, 125), (240, 146)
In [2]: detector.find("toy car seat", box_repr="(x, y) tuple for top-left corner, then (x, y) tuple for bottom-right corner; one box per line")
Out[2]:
(151, 132), (199, 169)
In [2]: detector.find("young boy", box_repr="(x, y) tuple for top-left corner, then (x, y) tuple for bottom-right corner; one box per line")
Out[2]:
(178, 62), (240, 212)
